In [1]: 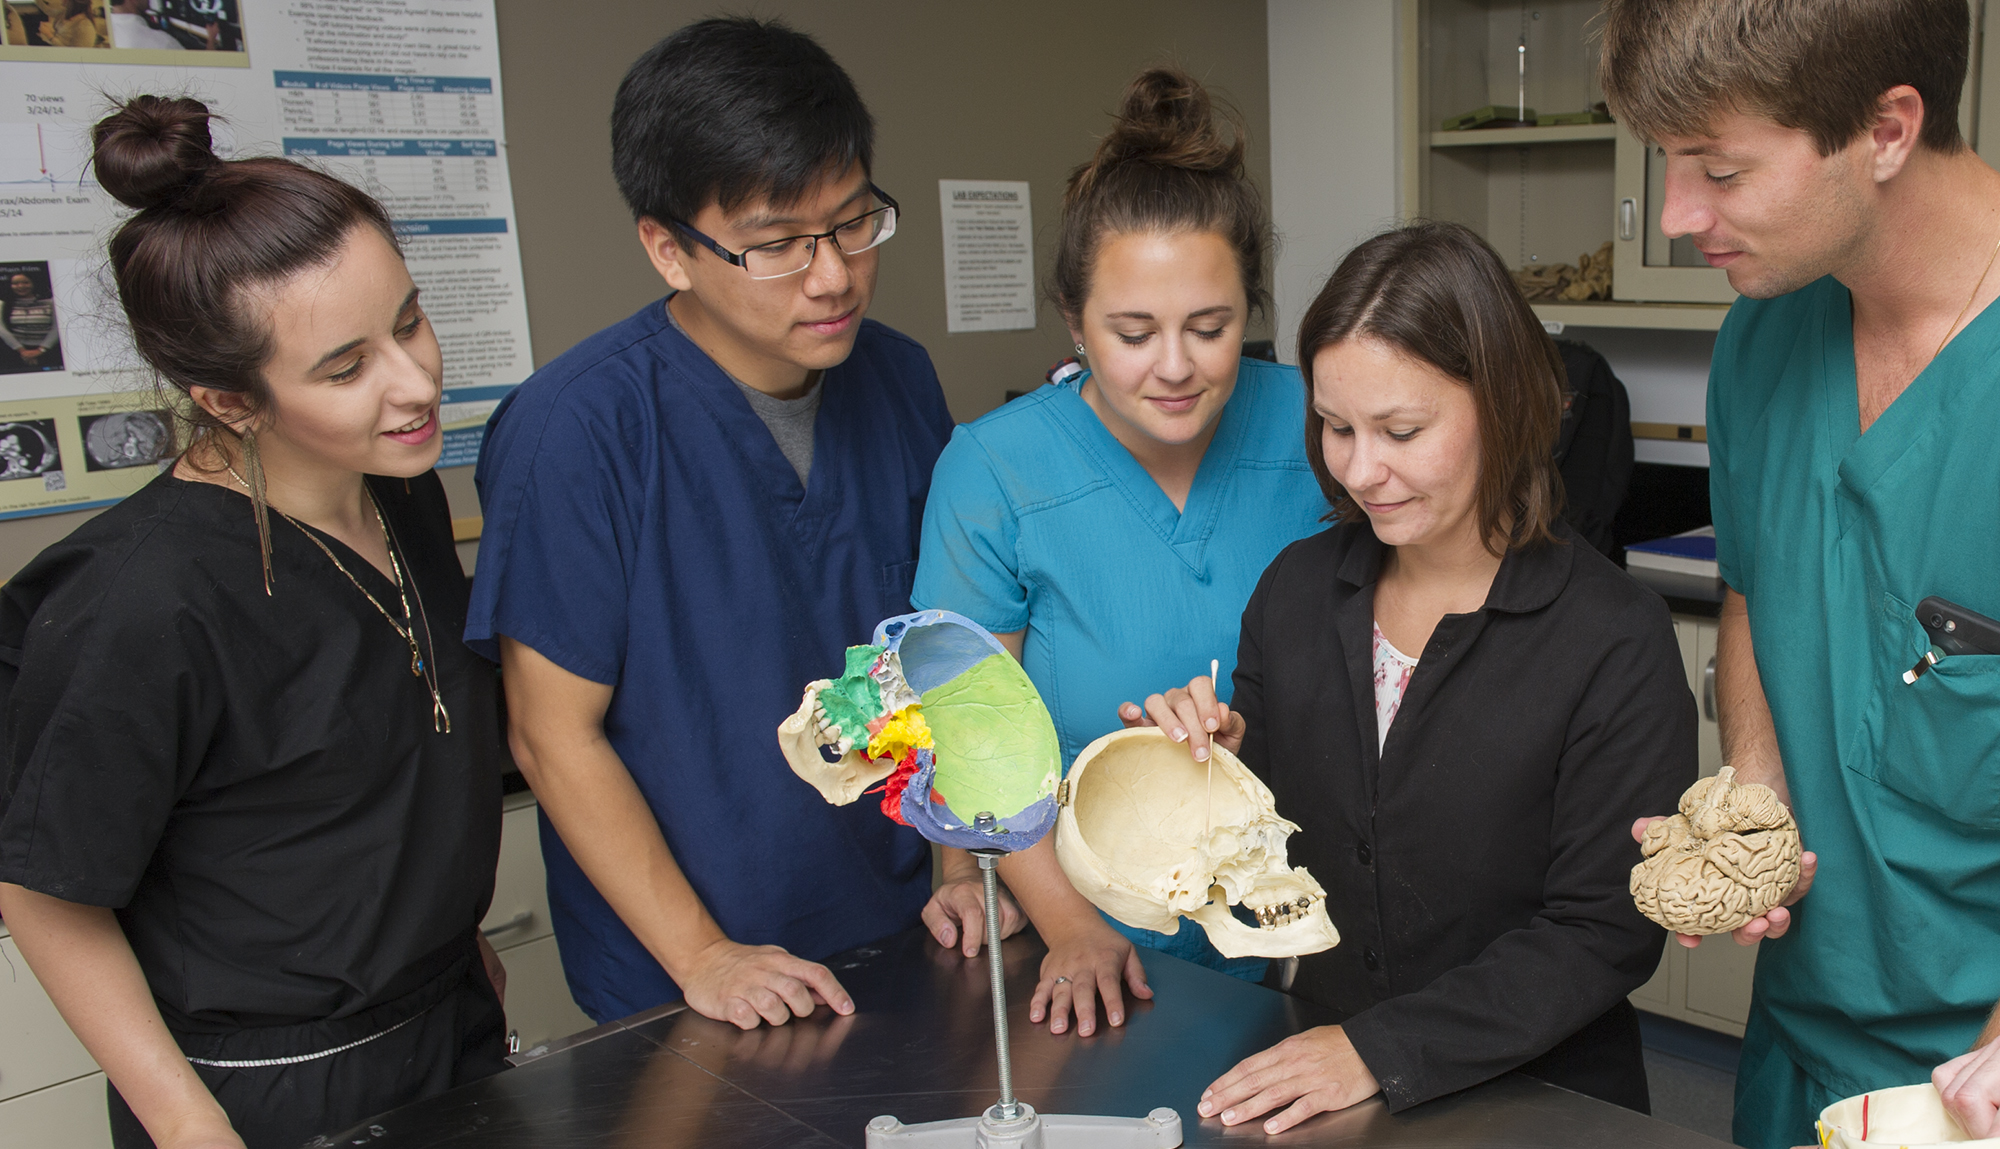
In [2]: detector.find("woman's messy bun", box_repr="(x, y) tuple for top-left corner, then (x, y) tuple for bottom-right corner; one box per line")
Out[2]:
(92, 95), (224, 212)
(92, 94), (396, 459)
(1050, 67), (1268, 322)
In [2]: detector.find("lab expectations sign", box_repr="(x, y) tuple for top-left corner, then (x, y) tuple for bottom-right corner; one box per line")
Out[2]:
(939, 179), (1035, 334)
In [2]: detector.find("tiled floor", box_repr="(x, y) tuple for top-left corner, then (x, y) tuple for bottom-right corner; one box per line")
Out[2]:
(1641, 1013), (1742, 1145)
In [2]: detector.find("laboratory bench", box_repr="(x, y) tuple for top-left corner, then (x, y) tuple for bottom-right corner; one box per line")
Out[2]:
(317, 926), (1730, 1148)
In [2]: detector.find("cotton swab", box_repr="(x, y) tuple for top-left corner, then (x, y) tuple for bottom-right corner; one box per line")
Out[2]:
(1205, 659), (1219, 833)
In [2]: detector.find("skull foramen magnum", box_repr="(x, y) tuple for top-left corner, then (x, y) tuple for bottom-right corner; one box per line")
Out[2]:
(1055, 728), (1339, 960)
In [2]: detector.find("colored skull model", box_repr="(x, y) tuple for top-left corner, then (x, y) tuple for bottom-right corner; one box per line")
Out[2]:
(1053, 728), (1339, 959)
(1630, 766), (1802, 936)
(778, 610), (1060, 852)
(1817, 1083), (2000, 1149)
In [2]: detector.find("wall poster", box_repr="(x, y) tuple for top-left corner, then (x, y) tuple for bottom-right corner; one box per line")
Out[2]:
(0, 0), (532, 519)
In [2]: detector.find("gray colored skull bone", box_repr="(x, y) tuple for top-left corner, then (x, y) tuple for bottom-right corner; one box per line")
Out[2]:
(1055, 727), (1339, 959)
(1630, 766), (1802, 935)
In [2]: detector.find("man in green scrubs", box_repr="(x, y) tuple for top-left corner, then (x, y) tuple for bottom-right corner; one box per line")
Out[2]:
(1601, 2), (2000, 1144)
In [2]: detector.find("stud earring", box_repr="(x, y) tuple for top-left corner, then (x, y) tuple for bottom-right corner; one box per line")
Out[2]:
(1074, 342), (1087, 357)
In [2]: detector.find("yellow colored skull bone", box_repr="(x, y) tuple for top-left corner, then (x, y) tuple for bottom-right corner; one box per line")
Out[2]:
(1630, 766), (1801, 935)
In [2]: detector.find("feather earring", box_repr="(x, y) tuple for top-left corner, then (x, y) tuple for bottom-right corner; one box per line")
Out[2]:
(240, 429), (274, 595)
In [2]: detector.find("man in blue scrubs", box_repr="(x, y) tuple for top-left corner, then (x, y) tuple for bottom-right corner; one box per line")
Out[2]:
(466, 18), (953, 1029)
(1601, 1), (2000, 1143)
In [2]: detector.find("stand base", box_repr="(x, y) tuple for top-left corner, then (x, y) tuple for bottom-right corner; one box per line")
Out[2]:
(865, 1103), (1182, 1148)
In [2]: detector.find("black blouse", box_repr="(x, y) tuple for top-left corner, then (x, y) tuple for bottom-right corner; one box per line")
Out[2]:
(1233, 520), (1694, 1111)
(0, 471), (505, 1031)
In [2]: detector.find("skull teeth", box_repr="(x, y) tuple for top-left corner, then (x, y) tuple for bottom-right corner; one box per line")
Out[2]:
(1252, 893), (1315, 928)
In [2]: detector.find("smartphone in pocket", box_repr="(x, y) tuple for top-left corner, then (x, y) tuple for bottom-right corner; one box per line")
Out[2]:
(1904, 595), (2000, 682)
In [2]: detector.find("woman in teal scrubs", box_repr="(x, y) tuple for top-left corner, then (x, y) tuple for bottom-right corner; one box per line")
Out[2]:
(912, 67), (1326, 1035)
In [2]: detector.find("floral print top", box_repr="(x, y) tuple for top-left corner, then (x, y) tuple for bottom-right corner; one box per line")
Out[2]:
(1372, 622), (1419, 754)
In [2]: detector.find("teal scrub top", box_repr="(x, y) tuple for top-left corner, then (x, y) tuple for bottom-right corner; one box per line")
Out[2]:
(912, 358), (1329, 767)
(1710, 276), (2000, 1099)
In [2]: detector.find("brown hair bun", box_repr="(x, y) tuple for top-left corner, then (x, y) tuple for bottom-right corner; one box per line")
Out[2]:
(1086, 68), (1245, 189)
(1049, 66), (1269, 324)
(92, 95), (223, 212)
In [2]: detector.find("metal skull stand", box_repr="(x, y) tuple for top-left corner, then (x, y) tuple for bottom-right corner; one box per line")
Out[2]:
(863, 822), (1181, 1148)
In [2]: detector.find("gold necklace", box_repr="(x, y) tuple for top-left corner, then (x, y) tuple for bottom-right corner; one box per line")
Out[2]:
(225, 467), (452, 733)
(1932, 230), (2000, 363)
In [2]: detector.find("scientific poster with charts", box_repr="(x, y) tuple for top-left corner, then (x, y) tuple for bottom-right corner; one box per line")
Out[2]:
(0, 0), (532, 519)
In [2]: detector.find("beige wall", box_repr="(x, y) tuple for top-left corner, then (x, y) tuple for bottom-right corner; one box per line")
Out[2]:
(0, 1), (1272, 580)
(494, 0), (1272, 417)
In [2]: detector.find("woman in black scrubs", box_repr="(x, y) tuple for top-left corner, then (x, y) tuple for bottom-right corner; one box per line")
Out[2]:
(0, 96), (508, 1148)
(1136, 222), (1694, 1134)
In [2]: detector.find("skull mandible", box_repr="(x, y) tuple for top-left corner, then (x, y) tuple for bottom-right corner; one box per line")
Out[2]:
(1629, 766), (1802, 935)
(1054, 728), (1338, 959)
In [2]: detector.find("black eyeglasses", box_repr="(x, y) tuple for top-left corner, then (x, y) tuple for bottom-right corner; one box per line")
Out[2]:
(673, 186), (900, 280)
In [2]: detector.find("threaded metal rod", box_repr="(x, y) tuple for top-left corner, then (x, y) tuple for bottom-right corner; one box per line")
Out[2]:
(978, 851), (1019, 1119)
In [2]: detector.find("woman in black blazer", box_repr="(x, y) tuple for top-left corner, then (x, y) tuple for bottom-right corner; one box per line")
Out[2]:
(1130, 222), (1694, 1134)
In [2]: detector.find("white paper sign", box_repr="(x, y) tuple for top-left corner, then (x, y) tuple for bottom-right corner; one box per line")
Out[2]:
(939, 179), (1035, 333)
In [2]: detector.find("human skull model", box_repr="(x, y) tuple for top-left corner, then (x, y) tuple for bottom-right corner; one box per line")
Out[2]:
(1817, 1083), (2000, 1148)
(1630, 766), (1802, 935)
(1054, 728), (1338, 959)
(778, 610), (1060, 852)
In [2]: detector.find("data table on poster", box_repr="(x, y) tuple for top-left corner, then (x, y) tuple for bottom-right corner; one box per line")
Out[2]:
(283, 138), (496, 200)
(275, 72), (497, 136)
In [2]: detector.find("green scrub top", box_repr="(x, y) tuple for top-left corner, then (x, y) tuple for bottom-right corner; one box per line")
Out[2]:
(1710, 276), (2000, 1104)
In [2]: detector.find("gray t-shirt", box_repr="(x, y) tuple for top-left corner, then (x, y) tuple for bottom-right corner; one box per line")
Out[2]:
(665, 299), (819, 487)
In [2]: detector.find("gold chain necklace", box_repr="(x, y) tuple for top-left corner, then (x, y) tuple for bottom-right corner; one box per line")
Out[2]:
(1932, 230), (2000, 363)
(226, 467), (452, 733)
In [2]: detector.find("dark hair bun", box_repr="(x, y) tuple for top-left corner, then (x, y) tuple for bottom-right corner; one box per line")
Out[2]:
(1097, 67), (1245, 178)
(92, 96), (222, 212)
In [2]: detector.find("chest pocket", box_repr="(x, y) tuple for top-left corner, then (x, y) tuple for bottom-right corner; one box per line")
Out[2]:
(879, 558), (918, 614)
(1853, 591), (2000, 827)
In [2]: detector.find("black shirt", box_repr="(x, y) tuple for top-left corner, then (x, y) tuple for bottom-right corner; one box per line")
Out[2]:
(1233, 520), (1694, 1111)
(0, 471), (504, 1031)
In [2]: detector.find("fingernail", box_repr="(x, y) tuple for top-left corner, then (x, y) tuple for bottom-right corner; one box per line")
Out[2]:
(1200, 1089), (1212, 1101)
(1222, 1110), (1236, 1123)
(1110, 1012), (1122, 1025)
(1199, 1102), (1214, 1116)
(1194, 745), (1209, 761)
(1172, 728), (1187, 742)
(1080, 1024), (1093, 1035)
(1205, 718), (1218, 731)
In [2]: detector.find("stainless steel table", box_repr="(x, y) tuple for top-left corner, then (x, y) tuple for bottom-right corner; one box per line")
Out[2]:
(321, 928), (1729, 1147)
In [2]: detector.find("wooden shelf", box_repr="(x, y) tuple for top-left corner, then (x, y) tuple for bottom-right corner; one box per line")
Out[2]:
(1428, 123), (1617, 148)
(1532, 301), (1730, 331)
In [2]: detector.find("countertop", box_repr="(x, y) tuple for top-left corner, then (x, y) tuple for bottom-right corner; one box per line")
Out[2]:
(322, 927), (1730, 1148)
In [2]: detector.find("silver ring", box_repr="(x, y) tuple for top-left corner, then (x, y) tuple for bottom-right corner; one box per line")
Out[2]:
(1054, 976), (1071, 985)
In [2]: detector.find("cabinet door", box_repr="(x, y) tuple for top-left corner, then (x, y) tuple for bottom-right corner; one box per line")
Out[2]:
(494, 934), (595, 1056)
(1685, 938), (1757, 1035)
(1611, 126), (1738, 304)
(481, 797), (554, 949)
(0, 1073), (112, 1149)
(0, 934), (100, 1104)
(1692, 618), (1723, 778)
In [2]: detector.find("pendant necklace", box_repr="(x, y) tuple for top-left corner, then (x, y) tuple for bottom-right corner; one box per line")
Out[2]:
(227, 467), (452, 733)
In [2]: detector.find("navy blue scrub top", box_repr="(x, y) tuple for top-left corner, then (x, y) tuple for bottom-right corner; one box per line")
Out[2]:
(466, 300), (951, 1023)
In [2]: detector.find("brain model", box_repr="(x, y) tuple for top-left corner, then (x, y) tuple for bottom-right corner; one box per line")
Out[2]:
(1630, 766), (1802, 935)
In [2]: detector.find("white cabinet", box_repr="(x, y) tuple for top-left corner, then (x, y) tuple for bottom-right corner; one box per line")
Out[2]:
(0, 928), (108, 1148)
(1630, 613), (1755, 1037)
(486, 791), (595, 1056)
(0, 1073), (110, 1149)
(0, 790), (592, 1146)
